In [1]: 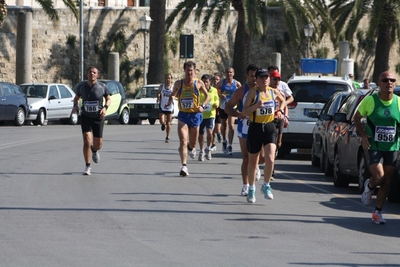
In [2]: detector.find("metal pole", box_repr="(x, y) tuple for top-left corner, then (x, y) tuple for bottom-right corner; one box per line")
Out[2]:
(143, 30), (146, 86)
(307, 37), (310, 58)
(79, 0), (84, 81)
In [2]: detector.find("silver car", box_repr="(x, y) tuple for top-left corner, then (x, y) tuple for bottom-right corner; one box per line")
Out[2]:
(20, 83), (78, 125)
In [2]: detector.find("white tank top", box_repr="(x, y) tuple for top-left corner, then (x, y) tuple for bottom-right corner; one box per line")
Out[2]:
(160, 84), (174, 112)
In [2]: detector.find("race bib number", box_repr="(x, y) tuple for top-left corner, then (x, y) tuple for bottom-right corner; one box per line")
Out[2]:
(84, 101), (100, 113)
(256, 101), (275, 116)
(374, 126), (396, 142)
(204, 103), (211, 111)
(163, 92), (171, 97)
(181, 98), (194, 109)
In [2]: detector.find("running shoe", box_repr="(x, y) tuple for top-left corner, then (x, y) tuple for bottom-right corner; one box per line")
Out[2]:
(261, 183), (273, 199)
(188, 148), (197, 159)
(83, 166), (91, 176)
(205, 147), (212, 160)
(180, 166), (189, 176)
(210, 144), (217, 151)
(217, 134), (222, 143)
(161, 124), (166, 131)
(198, 151), (204, 161)
(91, 146), (100, 164)
(361, 179), (373, 206)
(247, 189), (256, 203)
(256, 165), (261, 181)
(241, 185), (249, 196)
(222, 140), (228, 154)
(165, 137), (170, 143)
(371, 210), (386, 225)
(227, 145), (233, 155)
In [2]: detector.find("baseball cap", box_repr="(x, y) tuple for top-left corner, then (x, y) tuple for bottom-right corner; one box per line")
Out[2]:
(255, 68), (269, 78)
(269, 70), (281, 78)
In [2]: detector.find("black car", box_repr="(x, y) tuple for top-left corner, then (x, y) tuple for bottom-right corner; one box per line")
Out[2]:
(309, 91), (350, 175)
(0, 82), (28, 126)
(72, 80), (130, 125)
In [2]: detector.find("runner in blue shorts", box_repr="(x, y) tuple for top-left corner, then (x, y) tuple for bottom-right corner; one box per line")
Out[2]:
(166, 61), (210, 176)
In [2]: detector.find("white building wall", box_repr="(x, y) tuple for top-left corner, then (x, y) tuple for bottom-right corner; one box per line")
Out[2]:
(6, 0), (182, 8)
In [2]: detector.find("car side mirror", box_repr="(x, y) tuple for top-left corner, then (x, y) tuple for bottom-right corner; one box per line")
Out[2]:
(320, 113), (333, 121)
(334, 112), (347, 123)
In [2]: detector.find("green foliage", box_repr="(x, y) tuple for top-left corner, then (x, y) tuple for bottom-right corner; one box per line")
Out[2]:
(66, 34), (76, 48)
(316, 47), (329, 58)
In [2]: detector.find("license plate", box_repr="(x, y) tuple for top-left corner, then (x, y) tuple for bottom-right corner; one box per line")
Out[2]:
(304, 109), (320, 115)
(139, 113), (148, 117)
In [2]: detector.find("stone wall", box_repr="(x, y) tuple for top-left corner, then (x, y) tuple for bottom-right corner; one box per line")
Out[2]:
(0, 6), (390, 91)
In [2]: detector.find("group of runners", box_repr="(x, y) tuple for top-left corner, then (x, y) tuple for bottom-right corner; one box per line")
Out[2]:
(74, 64), (399, 225)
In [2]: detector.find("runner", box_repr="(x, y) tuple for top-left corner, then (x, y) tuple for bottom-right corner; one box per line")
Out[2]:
(157, 73), (174, 143)
(166, 61), (210, 176)
(225, 64), (265, 196)
(198, 74), (219, 161)
(211, 72), (222, 151)
(72, 66), (111, 176)
(242, 68), (286, 203)
(216, 67), (242, 155)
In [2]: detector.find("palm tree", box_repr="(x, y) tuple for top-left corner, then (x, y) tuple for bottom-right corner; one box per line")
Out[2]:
(147, 0), (166, 84)
(166, 0), (326, 83)
(0, 0), (78, 28)
(166, 0), (269, 83)
(328, 0), (400, 82)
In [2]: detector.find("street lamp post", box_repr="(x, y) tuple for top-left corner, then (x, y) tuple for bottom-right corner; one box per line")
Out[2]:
(139, 13), (152, 86)
(303, 22), (314, 58)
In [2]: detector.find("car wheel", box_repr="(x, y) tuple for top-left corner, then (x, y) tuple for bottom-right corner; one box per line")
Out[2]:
(129, 118), (139, 125)
(33, 109), (45, 126)
(358, 152), (370, 193)
(388, 169), (400, 203)
(324, 148), (334, 176)
(333, 150), (349, 187)
(119, 108), (129, 125)
(69, 112), (78, 125)
(148, 118), (156, 125)
(311, 143), (320, 167)
(13, 107), (25, 126)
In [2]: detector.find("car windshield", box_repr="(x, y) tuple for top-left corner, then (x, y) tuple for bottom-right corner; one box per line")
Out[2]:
(135, 86), (159, 99)
(20, 85), (48, 98)
(289, 81), (350, 103)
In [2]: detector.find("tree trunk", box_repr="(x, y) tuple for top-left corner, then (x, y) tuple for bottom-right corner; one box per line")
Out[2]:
(147, 0), (166, 85)
(231, 1), (250, 84)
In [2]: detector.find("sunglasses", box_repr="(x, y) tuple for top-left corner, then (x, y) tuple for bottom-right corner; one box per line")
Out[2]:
(380, 78), (396, 83)
(271, 78), (281, 81)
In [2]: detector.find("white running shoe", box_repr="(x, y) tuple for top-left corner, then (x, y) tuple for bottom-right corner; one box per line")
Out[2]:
(256, 165), (261, 181)
(83, 166), (91, 176)
(189, 148), (197, 159)
(361, 179), (373, 206)
(91, 146), (100, 163)
(372, 210), (386, 225)
(205, 148), (212, 160)
(180, 166), (189, 176)
(241, 185), (249, 196)
(198, 151), (205, 161)
(210, 144), (217, 151)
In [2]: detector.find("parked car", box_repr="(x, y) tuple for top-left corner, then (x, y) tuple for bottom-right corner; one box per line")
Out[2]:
(0, 82), (28, 126)
(331, 89), (376, 189)
(309, 91), (350, 175)
(279, 74), (356, 158)
(20, 83), (77, 126)
(72, 80), (130, 125)
(333, 87), (400, 202)
(128, 84), (179, 125)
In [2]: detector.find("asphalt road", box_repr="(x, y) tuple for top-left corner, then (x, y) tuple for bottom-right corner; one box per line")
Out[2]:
(1, 122), (399, 267)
